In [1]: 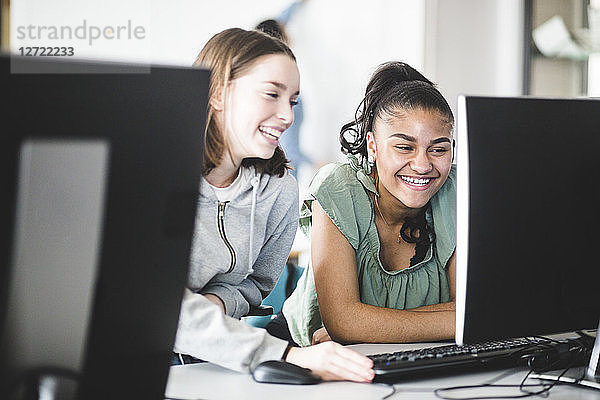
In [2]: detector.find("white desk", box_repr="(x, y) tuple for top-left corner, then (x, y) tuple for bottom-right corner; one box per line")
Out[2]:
(165, 340), (600, 400)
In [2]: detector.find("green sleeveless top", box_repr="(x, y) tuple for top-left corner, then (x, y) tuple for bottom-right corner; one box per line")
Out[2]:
(282, 155), (456, 347)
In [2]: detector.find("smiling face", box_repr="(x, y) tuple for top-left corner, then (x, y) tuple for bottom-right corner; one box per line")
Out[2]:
(368, 107), (453, 211)
(216, 53), (300, 165)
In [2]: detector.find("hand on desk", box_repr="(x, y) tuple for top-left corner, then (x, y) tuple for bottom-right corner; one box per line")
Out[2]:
(285, 341), (374, 383)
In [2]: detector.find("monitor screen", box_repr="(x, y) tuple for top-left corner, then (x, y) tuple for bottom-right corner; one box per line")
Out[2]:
(456, 95), (600, 345)
(0, 55), (208, 399)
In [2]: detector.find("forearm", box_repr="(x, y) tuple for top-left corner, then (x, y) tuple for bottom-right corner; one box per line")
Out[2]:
(174, 289), (288, 372)
(409, 300), (455, 312)
(323, 301), (455, 344)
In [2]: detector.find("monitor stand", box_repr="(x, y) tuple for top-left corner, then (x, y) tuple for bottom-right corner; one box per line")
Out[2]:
(531, 322), (600, 390)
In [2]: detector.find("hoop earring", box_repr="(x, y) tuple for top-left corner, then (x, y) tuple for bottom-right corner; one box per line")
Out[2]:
(368, 152), (375, 166)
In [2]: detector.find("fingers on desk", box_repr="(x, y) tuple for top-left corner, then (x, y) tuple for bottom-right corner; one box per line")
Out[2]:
(330, 342), (374, 382)
(288, 341), (374, 383)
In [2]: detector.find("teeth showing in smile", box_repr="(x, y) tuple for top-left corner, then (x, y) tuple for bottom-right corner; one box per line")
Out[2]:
(259, 126), (282, 140)
(400, 176), (432, 186)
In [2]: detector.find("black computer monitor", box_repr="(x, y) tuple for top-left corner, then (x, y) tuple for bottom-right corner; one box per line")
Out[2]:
(0, 56), (208, 399)
(456, 95), (600, 345)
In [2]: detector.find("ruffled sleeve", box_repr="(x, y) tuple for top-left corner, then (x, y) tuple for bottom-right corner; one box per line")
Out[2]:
(430, 164), (457, 268)
(299, 162), (373, 250)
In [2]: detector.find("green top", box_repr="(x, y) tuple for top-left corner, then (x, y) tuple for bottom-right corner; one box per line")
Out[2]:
(282, 155), (457, 346)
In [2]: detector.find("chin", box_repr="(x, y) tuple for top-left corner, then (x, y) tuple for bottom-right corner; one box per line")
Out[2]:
(265, 147), (277, 158)
(401, 186), (444, 209)
(405, 201), (429, 210)
(255, 148), (276, 160)
(399, 195), (432, 210)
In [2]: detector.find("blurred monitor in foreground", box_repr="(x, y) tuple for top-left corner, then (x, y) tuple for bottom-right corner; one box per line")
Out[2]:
(0, 55), (208, 399)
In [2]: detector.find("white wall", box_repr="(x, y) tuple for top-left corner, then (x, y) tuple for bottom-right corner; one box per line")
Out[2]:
(146, 0), (292, 66)
(284, 1), (425, 166)
(425, 0), (525, 116)
(11, 0), (292, 64)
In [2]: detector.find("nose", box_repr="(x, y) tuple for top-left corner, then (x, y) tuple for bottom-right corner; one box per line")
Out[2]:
(277, 102), (294, 127)
(410, 150), (433, 174)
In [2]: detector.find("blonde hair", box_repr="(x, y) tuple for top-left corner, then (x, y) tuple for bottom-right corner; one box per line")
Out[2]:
(194, 28), (296, 176)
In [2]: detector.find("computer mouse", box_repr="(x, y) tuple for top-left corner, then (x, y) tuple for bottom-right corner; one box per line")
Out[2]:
(252, 360), (322, 385)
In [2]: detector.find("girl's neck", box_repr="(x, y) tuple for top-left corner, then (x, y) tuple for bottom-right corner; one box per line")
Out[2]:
(205, 152), (241, 188)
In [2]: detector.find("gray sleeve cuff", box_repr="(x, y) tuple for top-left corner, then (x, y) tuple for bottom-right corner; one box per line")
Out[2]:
(201, 283), (249, 319)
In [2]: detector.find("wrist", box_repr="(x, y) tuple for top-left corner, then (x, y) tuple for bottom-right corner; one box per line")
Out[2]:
(203, 293), (225, 313)
(283, 346), (301, 363)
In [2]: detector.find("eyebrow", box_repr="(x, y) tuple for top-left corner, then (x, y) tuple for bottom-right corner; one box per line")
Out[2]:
(431, 137), (452, 145)
(390, 133), (451, 145)
(265, 81), (300, 96)
(391, 133), (416, 142)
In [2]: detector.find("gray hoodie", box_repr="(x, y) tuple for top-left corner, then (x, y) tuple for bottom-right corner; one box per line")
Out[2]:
(174, 166), (298, 372)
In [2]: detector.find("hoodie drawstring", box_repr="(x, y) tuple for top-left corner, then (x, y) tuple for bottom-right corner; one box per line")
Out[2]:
(247, 176), (260, 276)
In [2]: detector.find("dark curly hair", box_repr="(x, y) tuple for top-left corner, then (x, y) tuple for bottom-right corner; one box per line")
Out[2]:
(255, 19), (289, 44)
(340, 61), (453, 159)
(342, 61), (454, 264)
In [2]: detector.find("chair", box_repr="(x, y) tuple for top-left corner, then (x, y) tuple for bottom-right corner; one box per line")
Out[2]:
(244, 262), (304, 328)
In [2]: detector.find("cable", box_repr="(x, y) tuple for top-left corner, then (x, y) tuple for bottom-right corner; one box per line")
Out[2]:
(433, 351), (581, 400)
(433, 382), (554, 400)
(376, 383), (397, 399)
(517, 367), (564, 397)
(482, 368), (523, 385)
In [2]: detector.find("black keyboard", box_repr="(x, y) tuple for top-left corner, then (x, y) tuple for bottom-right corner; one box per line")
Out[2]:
(368, 337), (555, 383)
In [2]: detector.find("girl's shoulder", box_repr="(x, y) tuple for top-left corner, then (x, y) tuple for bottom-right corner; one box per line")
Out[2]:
(261, 166), (297, 191)
(302, 163), (372, 249)
(309, 162), (370, 199)
(253, 167), (299, 207)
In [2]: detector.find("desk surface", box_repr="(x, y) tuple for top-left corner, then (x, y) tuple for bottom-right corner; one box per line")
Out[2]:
(165, 341), (600, 400)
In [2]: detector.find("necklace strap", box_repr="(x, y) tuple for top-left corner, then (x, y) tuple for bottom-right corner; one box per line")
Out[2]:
(374, 194), (402, 243)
